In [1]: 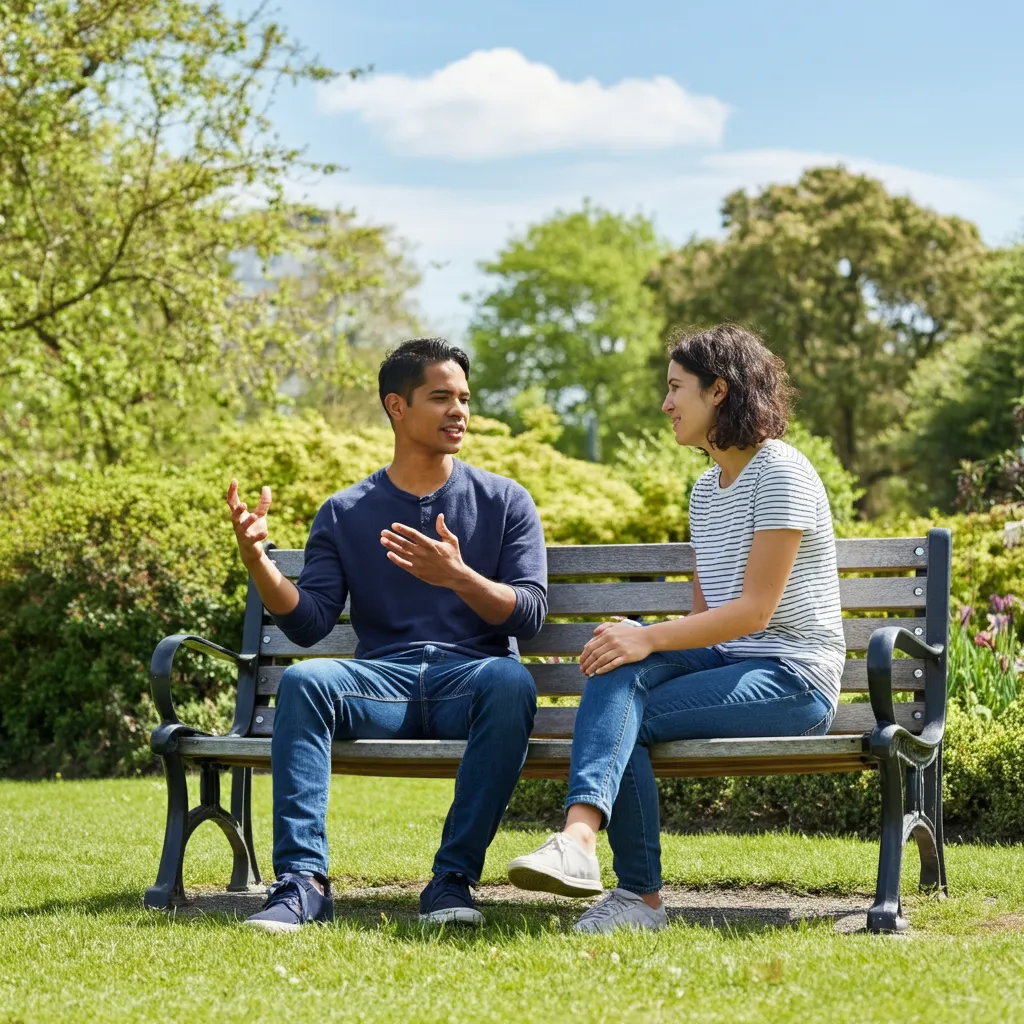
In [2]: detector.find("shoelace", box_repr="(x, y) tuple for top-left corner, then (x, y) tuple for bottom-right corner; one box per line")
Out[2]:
(262, 874), (311, 921)
(581, 890), (642, 925)
(541, 834), (574, 857)
(429, 874), (473, 906)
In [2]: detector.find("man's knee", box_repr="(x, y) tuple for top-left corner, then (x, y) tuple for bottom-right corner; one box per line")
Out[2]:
(475, 659), (537, 714)
(278, 660), (336, 707)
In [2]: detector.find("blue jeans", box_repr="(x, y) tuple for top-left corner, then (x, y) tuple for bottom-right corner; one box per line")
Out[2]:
(271, 646), (537, 884)
(565, 645), (835, 894)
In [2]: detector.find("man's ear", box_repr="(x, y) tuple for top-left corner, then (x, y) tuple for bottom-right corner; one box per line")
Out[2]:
(384, 392), (405, 422)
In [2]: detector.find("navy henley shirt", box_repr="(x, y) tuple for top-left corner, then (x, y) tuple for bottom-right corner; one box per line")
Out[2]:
(271, 459), (548, 660)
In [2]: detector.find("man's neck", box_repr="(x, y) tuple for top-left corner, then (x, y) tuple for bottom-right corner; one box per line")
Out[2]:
(386, 448), (454, 499)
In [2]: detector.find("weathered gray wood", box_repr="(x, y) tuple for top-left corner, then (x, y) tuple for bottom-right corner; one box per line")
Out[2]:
(176, 733), (871, 779)
(839, 658), (925, 692)
(255, 657), (927, 697)
(545, 577), (925, 614)
(259, 617), (924, 658)
(248, 703), (580, 739)
(267, 537), (929, 579)
(262, 575), (928, 622)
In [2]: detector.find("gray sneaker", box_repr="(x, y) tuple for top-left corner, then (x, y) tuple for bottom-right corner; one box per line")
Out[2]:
(507, 834), (603, 898)
(574, 888), (668, 933)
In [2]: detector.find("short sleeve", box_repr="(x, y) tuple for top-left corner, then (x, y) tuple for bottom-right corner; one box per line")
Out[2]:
(752, 457), (818, 533)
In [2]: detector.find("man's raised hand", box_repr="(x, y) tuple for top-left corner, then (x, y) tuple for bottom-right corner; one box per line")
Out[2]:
(226, 478), (272, 568)
(379, 513), (469, 589)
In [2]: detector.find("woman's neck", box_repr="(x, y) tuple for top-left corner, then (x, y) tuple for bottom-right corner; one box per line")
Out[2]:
(711, 442), (767, 489)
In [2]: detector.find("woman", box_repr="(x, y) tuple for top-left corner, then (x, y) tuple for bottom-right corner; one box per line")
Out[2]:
(507, 324), (846, 933)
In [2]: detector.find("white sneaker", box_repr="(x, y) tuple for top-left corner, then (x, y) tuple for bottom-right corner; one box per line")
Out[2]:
(507, 834), (603, 898)
(574, 888), (668, 933)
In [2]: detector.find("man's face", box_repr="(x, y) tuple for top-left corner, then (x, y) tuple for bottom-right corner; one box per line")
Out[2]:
(390, 360), (470, 454)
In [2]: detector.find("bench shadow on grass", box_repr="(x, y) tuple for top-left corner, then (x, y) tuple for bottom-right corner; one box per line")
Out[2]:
(166, 885), (870, 938)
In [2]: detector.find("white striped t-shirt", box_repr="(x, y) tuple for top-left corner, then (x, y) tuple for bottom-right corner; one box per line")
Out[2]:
(688, 439), (846, 706)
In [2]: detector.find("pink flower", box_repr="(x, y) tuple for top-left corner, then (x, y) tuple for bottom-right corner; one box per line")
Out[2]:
(990, 594), (1017, 613)
(974, 631), (996, 650)
(959, 606), (973, 627)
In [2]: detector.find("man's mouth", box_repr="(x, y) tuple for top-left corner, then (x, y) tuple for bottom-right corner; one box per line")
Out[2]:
(442, 424), (466, 439)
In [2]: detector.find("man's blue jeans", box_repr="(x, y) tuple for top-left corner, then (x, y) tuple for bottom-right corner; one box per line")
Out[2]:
(271, 646), (537, 884)
(566, 645), (835, 894)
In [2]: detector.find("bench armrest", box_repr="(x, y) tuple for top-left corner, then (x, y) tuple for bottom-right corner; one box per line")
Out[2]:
(866, 625), (946, 760)
(149, 633), (256, 754)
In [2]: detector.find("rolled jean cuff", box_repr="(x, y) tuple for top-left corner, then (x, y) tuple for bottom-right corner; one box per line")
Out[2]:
(618, 881), (662, 896)
(277, 858), (329, 880)
(564, 790), (612, 829)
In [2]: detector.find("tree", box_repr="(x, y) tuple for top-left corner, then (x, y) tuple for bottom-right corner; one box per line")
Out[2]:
(468, 203), (667, 460)
(894, 246), (1024, 510)
(648, 167), (986, 506)
(0, 1), (404, 487)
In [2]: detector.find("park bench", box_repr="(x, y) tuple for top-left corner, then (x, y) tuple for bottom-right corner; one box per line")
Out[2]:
(145, 529), (951, 933)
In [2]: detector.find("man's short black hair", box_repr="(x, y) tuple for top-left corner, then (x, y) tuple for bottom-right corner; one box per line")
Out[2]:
(378, 337), (471, 420)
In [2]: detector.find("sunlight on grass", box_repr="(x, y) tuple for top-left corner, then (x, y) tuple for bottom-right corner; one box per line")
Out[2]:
(2, 776), (1024, 1023)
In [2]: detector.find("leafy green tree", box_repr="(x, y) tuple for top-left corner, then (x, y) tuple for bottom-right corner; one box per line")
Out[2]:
(468, 203), (668, 460)
(0, 1), (406, 488)
(649, 167), (986, 506)
(893, 246), (1024, 510)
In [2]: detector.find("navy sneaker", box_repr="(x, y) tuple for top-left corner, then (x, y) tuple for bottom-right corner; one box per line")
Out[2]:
(243, 873), (334, 933)
(419, 873), (485, 926)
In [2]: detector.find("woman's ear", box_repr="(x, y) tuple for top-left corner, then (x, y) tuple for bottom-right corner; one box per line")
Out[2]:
(712, 377), (729, 407)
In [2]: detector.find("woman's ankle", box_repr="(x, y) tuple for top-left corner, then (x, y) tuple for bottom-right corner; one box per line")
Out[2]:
(563, 821), (597, 855)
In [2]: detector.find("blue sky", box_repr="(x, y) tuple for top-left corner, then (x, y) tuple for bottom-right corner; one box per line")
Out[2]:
(251, 0), (1024, 336)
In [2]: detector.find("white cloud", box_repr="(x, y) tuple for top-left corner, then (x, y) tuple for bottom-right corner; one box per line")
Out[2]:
(317, 48), (730, 159)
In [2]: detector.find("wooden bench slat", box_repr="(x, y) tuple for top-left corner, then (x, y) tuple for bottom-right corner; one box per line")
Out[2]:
(255, 657), (925, 697)
(544, 577), (925, 614)
(268, 537), (929, 579)
(176, 734), (872, 779)
(262, 574), (928, 622)
(259, 617), (926, 658)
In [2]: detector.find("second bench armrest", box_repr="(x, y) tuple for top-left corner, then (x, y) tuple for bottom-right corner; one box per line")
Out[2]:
(149, 633), (256, 753)
(866, 625), (946, 753)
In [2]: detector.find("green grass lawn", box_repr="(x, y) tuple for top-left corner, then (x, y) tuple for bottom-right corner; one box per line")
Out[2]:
(3, 775), (1024, 1023)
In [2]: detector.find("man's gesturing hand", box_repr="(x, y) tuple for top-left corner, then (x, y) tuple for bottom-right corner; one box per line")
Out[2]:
(380, 514), (468, 588)
(579, 620), (653, 677)
(226, 478), (272, 568)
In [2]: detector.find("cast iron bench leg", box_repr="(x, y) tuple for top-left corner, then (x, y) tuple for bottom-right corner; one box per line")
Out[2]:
(145, 760), (261, 910)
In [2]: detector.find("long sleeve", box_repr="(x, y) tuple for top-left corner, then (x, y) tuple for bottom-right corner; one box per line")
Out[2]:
(270, 500), (349, 648)
(495, 484), (548, 640)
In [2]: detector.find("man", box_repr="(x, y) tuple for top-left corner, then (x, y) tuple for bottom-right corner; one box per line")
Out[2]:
(226, 338), (546, 931)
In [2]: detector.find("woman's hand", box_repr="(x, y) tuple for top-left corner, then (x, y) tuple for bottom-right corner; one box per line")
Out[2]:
(580, 620), (653, 677)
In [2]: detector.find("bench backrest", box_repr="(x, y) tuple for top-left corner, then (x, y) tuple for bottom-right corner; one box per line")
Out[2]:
(241, 533), (951, 740)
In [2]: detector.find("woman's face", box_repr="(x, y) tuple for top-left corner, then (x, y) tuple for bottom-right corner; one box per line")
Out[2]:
(662, 360), (724, 448)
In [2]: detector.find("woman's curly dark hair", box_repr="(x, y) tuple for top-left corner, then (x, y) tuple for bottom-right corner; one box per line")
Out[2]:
(668, 324), (795, 450)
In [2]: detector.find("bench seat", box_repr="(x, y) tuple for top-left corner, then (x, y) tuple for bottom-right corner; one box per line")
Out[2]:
(176, 733), (871, 778)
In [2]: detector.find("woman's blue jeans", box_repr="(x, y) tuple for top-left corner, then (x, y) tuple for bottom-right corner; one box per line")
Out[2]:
(565, 645), (835, 894)
(271, 646), (536, 884)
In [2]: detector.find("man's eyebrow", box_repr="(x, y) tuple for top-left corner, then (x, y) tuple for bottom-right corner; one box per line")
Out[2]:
(428, 387), (471, 397)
